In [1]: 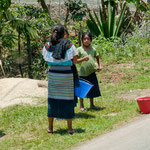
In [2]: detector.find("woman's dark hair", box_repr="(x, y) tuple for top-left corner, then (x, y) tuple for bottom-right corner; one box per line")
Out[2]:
(63, 25), (69, 36)
(51, 24), (65, 45)
(81, 32), (92, 42)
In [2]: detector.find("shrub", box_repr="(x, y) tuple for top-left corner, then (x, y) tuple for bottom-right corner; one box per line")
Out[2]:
(92, 18), (150, 62)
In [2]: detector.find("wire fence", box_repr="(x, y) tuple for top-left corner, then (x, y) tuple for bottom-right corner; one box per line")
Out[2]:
(12, 0), (101, 21)
(12, 0), (101, 7)
(11, 0), (143, 21)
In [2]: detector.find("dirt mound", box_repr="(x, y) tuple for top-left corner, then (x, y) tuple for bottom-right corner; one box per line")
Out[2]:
(0, 78), (48, 108)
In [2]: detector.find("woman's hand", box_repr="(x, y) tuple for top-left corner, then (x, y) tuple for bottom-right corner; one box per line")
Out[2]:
(97, 66), (102, 72)
(83, 56), (89, 61)
(96, 56), (102, 72)
(77, 55), (89, 63)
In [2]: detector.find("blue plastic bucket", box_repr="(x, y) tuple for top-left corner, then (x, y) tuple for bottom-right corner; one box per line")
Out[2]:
(75, 79), (93, 98)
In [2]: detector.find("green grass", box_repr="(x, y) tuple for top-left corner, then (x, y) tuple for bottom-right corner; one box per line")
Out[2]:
(0, 57), (150, 150)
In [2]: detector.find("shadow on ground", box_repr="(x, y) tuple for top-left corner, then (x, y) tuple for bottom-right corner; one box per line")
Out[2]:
(75, 112), (95, 119)
(0, 130), (5, 138)
(87, 106), (106, 112)
(53, 128), (85, 135)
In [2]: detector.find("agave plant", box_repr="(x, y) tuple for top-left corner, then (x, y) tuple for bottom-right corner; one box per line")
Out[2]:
(86, 0), (128, 38)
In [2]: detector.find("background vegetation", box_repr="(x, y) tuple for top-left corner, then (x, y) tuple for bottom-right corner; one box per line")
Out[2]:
(0, 0), (149, 79)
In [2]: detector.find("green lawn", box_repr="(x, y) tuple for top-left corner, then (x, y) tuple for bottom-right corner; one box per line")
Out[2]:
(0, 57), (150, 150)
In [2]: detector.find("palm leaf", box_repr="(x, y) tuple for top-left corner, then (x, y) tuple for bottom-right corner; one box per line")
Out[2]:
(115, 2), (127, 36)
(87, 20), (100, 36)
(99, 5), (108, 37)
(87, 8), (101, 36)
(26, 25), (38, 39)
(107, 1), (111, 37)
(93, 10), (103, 34)
(110, 3), (116, 37)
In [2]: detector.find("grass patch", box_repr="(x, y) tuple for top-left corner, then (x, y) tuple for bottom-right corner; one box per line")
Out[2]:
(0, 101), (139, 150)
(0, 58), (150, 150)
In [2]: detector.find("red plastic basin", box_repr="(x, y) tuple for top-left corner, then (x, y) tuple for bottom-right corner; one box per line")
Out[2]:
(137, 97), (150, 114)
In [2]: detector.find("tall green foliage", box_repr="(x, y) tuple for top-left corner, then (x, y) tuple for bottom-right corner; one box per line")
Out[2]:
(11, 19), (38, 78)
(64, 0), (87, 23)
(92, 19), (150, 62)
(87, 1), (128, 38)
(0, 0), (12, 58)
(0, 0), (11, 11)
(10, 4), (54, 79)
(0, 0), (11, 27)
(0, 0), (12, 33)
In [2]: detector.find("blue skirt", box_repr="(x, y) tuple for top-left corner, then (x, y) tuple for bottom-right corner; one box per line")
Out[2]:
(80, 72), (101, 98)
(47, 66), (75, 119)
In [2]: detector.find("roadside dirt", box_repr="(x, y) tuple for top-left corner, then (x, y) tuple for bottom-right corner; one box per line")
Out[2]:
(0, 77), (149, 108)
(0, 78), (48, 109)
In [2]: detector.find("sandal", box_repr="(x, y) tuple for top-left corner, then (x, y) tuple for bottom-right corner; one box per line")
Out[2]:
(80, 108), (87, 112)
(68, 129), (76, 135)
(90, 106), (100, 110)
(47, 128), (53, 134)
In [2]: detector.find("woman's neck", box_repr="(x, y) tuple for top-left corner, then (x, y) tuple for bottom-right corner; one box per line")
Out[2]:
(83, 45), (91, 51)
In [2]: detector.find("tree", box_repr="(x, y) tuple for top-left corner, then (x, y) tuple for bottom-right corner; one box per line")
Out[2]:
(64, 0), (87, 46)
(0, 0), (12, 33)
(11, 19), (37, 78)
(124, 0), (149, 25)
(64, 0), (87, 24)
(37, 0), (50, 15)
(101, 0), (107, 21)
(0, 0), (12, 58)
(0, 0), (11, 12)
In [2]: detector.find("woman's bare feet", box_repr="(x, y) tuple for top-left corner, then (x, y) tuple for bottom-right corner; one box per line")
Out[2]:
(80, 107), (87, 112)
(68, 129), (76, 135)
(47, 128), (53, 134)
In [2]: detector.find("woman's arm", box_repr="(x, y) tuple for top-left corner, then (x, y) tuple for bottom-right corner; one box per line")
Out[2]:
(96, 56), (102, 72)
(72, 55), (77, 65)
(77, 56), (89, 63)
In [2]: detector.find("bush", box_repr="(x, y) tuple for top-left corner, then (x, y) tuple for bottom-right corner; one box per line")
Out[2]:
(31, 53), (49, 80)
(92, 18), (150, 63)
(1, 4), (56, 79)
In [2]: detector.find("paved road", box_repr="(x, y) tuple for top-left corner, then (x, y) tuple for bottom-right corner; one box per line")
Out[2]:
(73, 114), (150, 150)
